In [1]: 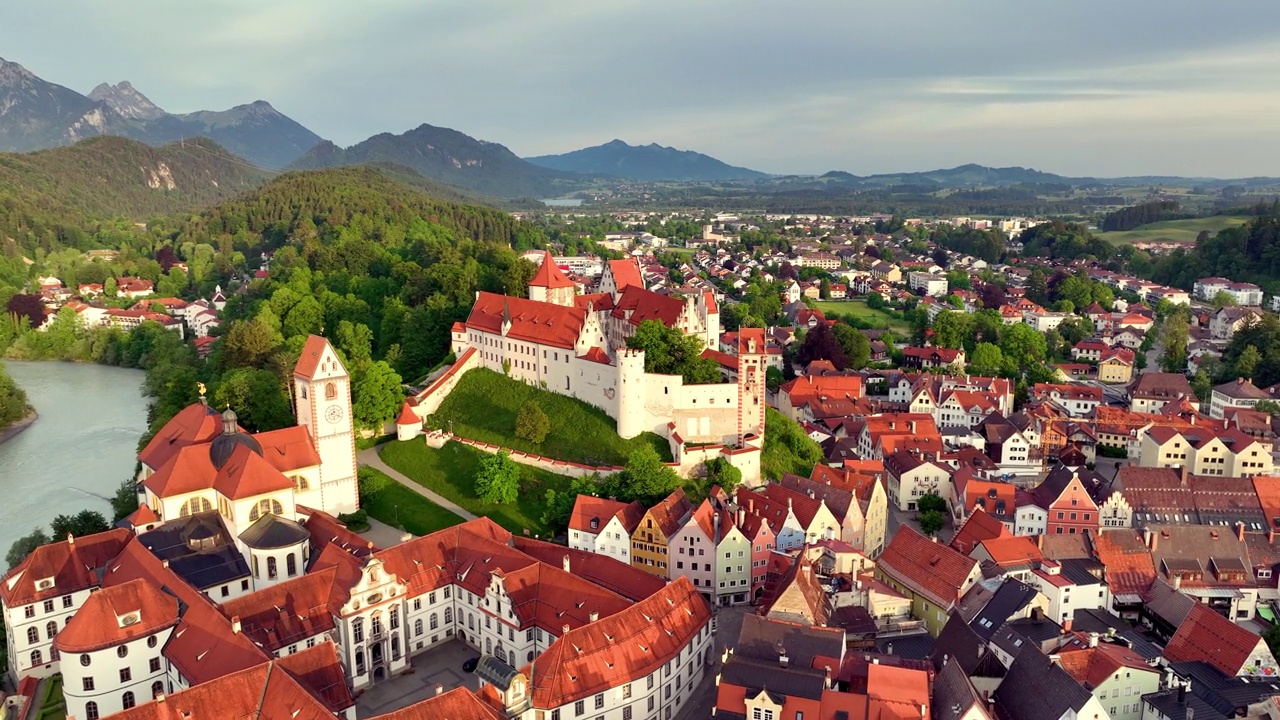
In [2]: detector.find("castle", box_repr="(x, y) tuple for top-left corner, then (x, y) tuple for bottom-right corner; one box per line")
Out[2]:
(429, 253), (765, 482)
(1, 335), (714, 720)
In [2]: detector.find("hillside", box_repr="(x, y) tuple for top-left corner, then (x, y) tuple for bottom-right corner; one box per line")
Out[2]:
(526, 139), (768, 181)
(0, 135), (268, 222)
(0, 57), (323, 169)
(1098, 216), (1251, 245)
(290, 123), (585, 198)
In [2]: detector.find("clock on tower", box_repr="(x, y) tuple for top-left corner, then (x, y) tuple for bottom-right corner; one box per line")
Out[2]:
(293, 335), (359, 514)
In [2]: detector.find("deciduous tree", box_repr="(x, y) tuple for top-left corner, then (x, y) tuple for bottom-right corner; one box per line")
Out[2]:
(352, 361), (404, 430)
(475, 450), (520, 505)
(515, 400), (550, 444)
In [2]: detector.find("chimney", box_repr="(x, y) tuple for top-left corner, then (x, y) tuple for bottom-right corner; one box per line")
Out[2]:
(1149, 529), (1159, 552)
(1177, 683), (1186, 704)
(1062, 618), (1073, 633)
(886, 642), (893, 655)
(589, 611), (598, 622)
(1088, 632), (1099, 648)
(1173, 574), (1181, 590)
(1237, 521), (1245, 542)
(562, 624), (571, 635)
(737, 508), (745, 526)
(824, 665), (833, 689)
(66, 533), (74, 546)
(435, 683), (444, 696)
(1037, 533), (1045, 550)
(231, 615), (241, 634)
(562, 555), (570, 573)
(1180, 465), (1189, 486)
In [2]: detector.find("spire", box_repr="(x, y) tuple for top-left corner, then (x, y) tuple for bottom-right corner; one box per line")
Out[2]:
(221, 407), (239, 435)
(528, 250), (575, 290)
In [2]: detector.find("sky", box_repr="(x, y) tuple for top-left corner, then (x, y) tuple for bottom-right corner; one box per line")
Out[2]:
(2, 0), (1278, 178)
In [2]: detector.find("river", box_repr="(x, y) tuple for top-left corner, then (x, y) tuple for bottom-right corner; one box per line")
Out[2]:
(0, 361), (148, 556)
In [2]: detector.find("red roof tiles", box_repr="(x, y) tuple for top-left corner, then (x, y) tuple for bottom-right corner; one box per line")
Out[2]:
(878, 527), (978, 608)
(1164, 602), (1269, 676)
(0, 528), (132, 607)
(252, 425), (321, 472)
(529, 250), (576, 289)
(466, 291), (589, 350)
(293, 334), (332, 380)
(54, 578), (178, 653)
(137, 401), (224, 470)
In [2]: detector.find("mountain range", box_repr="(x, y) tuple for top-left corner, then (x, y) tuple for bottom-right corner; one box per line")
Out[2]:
(526, 139), (769, 181)
(0, 58), (321, 169)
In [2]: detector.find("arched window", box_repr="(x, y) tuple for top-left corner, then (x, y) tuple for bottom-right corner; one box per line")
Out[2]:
(414, 619), (423, 636)
(122, 691), (135, 709)
(352, 618), (364, 642)
(80, 654), (91, 667)
(117, 645), (128, 658)
(45, 621), (57, 640)
(444, 607), (453, 623)
(30, 649), (41, 666)
(286, 554), (297, 578)
(429, 613), (438, 630)
(179, 497), (212, 517)
(249, 499), (284, 521)
(527, 650), (535, 662)
(325, 383), (337, 400)
(267, 557), (278, 579)
(292, 475), (309, 491)
(85, 702), (99, 720)
(26, 627), (38, 644)
(151, 681), (164, 699)
(392, 636), (401, 661)
(355, 649), (366, 675)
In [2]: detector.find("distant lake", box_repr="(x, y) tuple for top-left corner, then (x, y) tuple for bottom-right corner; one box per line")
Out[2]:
(542, 198), (584, 207)
(0, 361), (148, 557)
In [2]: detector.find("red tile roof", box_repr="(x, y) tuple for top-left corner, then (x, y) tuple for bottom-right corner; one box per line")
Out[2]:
(976, 536), (1042, 567)
(212, 443), (295, 500)
(643, 488), (695, 537)
(293, 334), (332, 380)
(950, 510), (1011, 554)
(569, 496), (645, 535)
(466, 291), (588, 350)
(111, 657), (334, 720)
(252, 425), (321, 472)
(512, 537), (666, 603)
(612, 285), (686, 328)
(124, 503), (160, 527)
(396, 402), (419, 425)
(219, 567), (339, 651)
(1091, 530), (1156, 600)
(529, 577), (711, 708)
(1163, 602), (1269, 676)
(878, 526), (978, 608)
(276, 641), (356, 714)
(142, 444), (218, 498)
(371, 687), (504, 720)
(607, 258), (644, 293)
(529, 250), (576, 289)
(1056, 642), (1155, 690)
(0, 528), (132, 607)
(137, 401), (223, 470)
(53, 578), (178, 653)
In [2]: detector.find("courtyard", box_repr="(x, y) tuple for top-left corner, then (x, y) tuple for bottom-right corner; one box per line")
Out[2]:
(354, 638), (482, 717)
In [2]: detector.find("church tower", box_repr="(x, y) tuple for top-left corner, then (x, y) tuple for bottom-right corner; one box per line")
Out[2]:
(293, 335), (359, 514)
(527, 250), (576, 306)
(737, 328), (767, 446)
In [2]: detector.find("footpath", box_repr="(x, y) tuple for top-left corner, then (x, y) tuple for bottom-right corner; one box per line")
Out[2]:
(356, 444), (478, 521)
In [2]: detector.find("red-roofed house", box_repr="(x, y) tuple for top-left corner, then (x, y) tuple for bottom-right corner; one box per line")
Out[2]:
(1163, 603), (1279, 677)
(568, 495), (645, 565)
(876, 527), (981, 636)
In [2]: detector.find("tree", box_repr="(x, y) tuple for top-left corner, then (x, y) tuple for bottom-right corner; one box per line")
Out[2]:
(701, 457), (743, 495)
(357, 466), (391, 500)
(474, 450), (520, 505)
(999, 323), (1048, 372)
(1212, 291), (1238, 309)
(831, 323), (871, 370)
(1235, 345), (1263, 380)
(819, 278), (831, 299)
(918, 510), (945, 535)
(1160, 313), (1190, 373)
(335, 320), (374, 371)
(50, 510), (109, 540)
(110, 478), (139, 523)
(6, 528), (48, 570)
(616, 445), (681, 505)
(6, 294), (44, 329)
(917, 493), (947, 514)
(766, 366), (785, 392)
(1026, 270), (1049, 305)
(796, 322), (848, 370)
(1255, 400), (1280, 415)
(931, 312), (972, 350)
(625, 320), (721, 384)
(969, 343), (1004, 376)
(352, 361), (404, 430)
(977, 283), (1007, 310)
(1191, 370), (1213, 404)
(515, 400), (551, 444)
(213, 367), (294, 432)
(866, 292), (886, 310)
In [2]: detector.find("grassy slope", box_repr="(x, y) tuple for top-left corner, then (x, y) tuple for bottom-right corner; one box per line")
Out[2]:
(360, 470), (464, 536)
(810, 299), (912, 333)
(379, 440), (572, 537)
(1098, 216), (1249, 245)
(762, 407), (824, 480)
(427, 368), (671, 465)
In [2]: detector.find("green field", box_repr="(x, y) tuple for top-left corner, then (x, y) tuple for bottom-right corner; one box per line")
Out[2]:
(811, 299), (912, 333)
(360, 468), (465, 536)
(1099, 216), (1249, 245)
(427, 368), (671, 465)
(379, 440), (574, 537)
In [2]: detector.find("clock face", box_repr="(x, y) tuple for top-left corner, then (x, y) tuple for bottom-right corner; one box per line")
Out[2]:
(325, 405), (344, 424)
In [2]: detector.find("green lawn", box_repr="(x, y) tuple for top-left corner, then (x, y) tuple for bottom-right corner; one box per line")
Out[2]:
(811, 299), (912, 333)
(361, 471), (465, 536)
(379, 440), (573, 537)
(428, 368), (671, 465)
(1099, 216), (1249, 245)
(36, 675), (66, 720)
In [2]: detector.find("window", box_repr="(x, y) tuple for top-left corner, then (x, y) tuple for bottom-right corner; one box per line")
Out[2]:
(26, 627), (38, 644)
(430, 614), (439, 630)
(595, 693), (604, 709)
(444, 608), (453, 623)
(24, 606), (34, 619)
(249, 499), (284, 521)
(43, 599), (54, 613)
(120, 668), (132, 683)
(575, 700), (585, 716)
(353, 619), (364, 642)
(623, 708), (633, 720)
(149, 656), (162, 672)
(122, 691), (135, 710)
(152, 681), (164, 698)
(221, 586), (229, 598)
(85, 702), (99, 720)
(391, 607), (400, 630)
(415, 619), (424, 636)
(179, 497), (212, 517)
(46, 621), (57, 639)
(287, 554), (297, 578)
(325, 383), (337, 400)
(622, 683), (631, 699)
(241, 579), (249, 591)
(83, 677), (96, 691)
(147, 636), (157, 648)
(355, 649), (366, 675)
(80, 654), (91, 667)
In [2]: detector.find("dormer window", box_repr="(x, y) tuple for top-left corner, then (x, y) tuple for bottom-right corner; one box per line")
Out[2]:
(590, 518), (599, 530)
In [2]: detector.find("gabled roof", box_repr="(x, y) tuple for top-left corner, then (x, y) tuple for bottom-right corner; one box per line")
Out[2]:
(932, 660), (991, 720)
(0, 528), (132, 607)
(993, 648), (1095, 720)
(1092, 530), (1156, 601)
(1055, 642), (1157, 690)
(293, 334), (335, 380)
(54, 577), (179, 653)
(642, 488), (694, 537)
(879, 527), (979, 609)
(758, 556), (831, 626)
(1164, 603), (1272, 676)
(137, 401), (223, 470)
(212, 443), (295, 500)
(142, 443), (220, 498)
(606, 258), (644, 292)
(251, 425), (321, 472)
(529, 250), (575, 289)
(611, 285), (686, 328)
(761, 483), (827, 529)
(466, 291), (589, 350)
(275, 642), (357, 715)
(111, 655), (335, 720)
(569, 496), (646, 535)
(220, 567), (338, 651)
(950, 510), (1010, 555)
(372, 687), (504, 720)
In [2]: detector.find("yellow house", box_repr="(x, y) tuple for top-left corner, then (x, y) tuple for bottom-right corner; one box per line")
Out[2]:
(630, 489), (693, 579)
(1097, 348), (1135, 384)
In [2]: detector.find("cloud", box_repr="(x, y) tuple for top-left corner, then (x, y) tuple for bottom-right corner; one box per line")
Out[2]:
(1, 0), (1277, 176)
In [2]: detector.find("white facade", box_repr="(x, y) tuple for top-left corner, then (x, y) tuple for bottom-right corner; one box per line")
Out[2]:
(887, 461), (950, 511)
(1015, 505), (1047, 537)
(293, 342), (360, 514)
(908, 272), (948, 297)
(61, 626), (176, 720)
(3, 584), (91, 680)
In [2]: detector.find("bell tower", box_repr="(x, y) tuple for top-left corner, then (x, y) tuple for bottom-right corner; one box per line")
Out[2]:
(294, 335), (359, 514)
(737, 329), (767, 445)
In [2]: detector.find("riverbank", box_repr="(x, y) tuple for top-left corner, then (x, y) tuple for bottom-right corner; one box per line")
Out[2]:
(0, 409), (37, 446)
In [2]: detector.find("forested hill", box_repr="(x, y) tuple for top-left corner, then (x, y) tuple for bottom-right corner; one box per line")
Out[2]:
(1146, 207), (1280, 291)
(290, 123), (585, 198)
(0, 136), (268, 250)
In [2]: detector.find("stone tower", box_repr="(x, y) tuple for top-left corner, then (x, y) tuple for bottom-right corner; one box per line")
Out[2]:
(737, 328), (767, 445)
(293, 335), (359, 514)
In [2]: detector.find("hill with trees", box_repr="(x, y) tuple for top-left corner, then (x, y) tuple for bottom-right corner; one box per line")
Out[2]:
(1146, 207), (1280, 291)
(526, 139), (768, 181)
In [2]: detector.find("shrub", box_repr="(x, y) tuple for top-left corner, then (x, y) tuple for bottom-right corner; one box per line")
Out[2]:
(515, 400), (550, 444)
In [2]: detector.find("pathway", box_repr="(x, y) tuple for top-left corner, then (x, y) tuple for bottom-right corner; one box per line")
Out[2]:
(357, 444), (478, 522)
